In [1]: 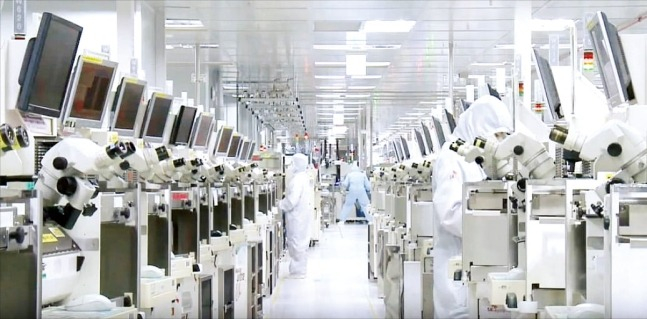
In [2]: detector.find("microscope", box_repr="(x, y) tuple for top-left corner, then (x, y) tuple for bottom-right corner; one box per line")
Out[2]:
(450, 137), (514, 180)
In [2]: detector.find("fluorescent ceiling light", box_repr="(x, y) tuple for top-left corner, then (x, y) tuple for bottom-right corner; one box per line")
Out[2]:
(315, 61), (390, 67)
(348, 86), (375, 90)
(333, 104), (344, 112)
(316, 101), (366, 105)
(470, 62), (511, 67)
(362, 20), (416, 33)
(313, 44), (401, 51)
(346, 54), (366, 76)
(222, 85), (249, 90)
(316, 94), (370, 99)
(333, 114), (345, 125)
(419, 101), (444, 105)
(495, 43), (582, 50)
(165, 19), (204, 29)
(316, 86), (346, 90)
(352, 75), (382, 79)
(166, 43), (219, 50)
(315, 75), (346, 79)
(530, 19), (574, 32)
(314, 75), (383, 80)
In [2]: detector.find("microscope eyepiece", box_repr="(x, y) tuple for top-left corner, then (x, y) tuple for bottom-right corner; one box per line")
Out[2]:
(474, 137), (488, 149)
(155, 146), (170, 161)
(14, 126), (29, 148)
(120, 142), (137, 158)
(106, 142), (128, 159)
(549, 126), (569, 145)
(56, 176), (78, 196)
(0, 123), (16, 152)
(52, 157), (69, 170)
(173, 158), (186, 168)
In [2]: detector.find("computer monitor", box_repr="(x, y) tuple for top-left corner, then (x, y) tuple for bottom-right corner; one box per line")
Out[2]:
(227, 134), (242, 158)
(391, 140), (402, 163)
(61, 56), (117, 129)
(238, 140), (250, 160)
(140, 93), (173, 143)
(169, 105), (197, 146)
(487, 84), (502, 100)
(190, 113), (215, 150)
(213, 126), (234, 157)
(399, 136), (410, 160)
(444, 109), (457, 133)
(421, 122), (434, 154)
(247, 141), (256, 160)
(587, 11), (636, 108)
(16, 12), (83, 118)
(460, 99), (472, 111)
(532, 49), (564, 122)
(110, 77), (147, 137)
(432, 116), (447, 147)
(414, 129), (427, 156)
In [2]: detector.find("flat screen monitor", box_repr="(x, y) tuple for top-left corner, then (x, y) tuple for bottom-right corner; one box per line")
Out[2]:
(444, 109), (457, 133)
(487, 84), (502, 100)
(213, 126), (234, 156)
(238, 140), (250, 160)
(587, 11), (635, 108)
(391, 140), (401, 163)
(414, 129), (427, 156)
(460, 99), (472, 111)
(247, 142), (256, 160)
(399, 136), (410, 160)
(190, 113), (215, 150)
(395, 138), (406, 162)
(16, 12), (83, 118)
(227, 134), (242, 158)
(533, 49), (564, 122)
(111, 77), (146, 137)
(432, 116), (447, 148)
(61, 56), (117, 128)
(141, 93), (173, 143)
(421, 122), (434, 154)
(169, 105), (197, 146)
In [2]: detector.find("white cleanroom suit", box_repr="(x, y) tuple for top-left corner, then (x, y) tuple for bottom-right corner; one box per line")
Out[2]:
(431, 95), (513, 318)
(279, 153), (313, 277)
(339, 165), (372, 222)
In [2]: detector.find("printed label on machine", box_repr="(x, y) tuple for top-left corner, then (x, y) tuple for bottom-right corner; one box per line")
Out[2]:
(42, 233), (58, 243)
(48, 227), (65, 238)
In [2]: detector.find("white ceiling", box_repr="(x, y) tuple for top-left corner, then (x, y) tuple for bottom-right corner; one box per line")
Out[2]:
(160, 0), (647, 137)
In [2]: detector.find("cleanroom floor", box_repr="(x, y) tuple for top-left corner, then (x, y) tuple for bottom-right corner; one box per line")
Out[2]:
(264, 223), (384, 319)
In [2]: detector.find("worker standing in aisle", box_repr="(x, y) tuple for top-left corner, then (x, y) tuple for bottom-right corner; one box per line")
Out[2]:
(431, 95), (513, 318)
(279, 153), (313, 279)
(337, 164), (372, 228)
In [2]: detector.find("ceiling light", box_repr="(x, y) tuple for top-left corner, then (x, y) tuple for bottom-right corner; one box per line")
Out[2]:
(316, 94), (370, 99)
(470, 62), (511, 67)
(199, 44), (219, 49)
(352, 75), (382, 79)
(362, 20), (416, 33)
(315, 75), (346, 79)
(316, 86), (346, 90)
(333, 104), (344, 113)
(165, 19), (205, 29)
(348, 86), (375, 90)
(316, 101), (367, 105)
(530, 19), (574, 32)
(313, 44), (402, 51)
(346, 54), (366, 76)
(315, 61), (390, 67)
(222, 85), (249, 90)
(419, 101), (443, 105)
(333, 114), (344, 125)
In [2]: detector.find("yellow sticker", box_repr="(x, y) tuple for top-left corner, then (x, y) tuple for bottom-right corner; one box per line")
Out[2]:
(82, 56), (103, 64)
(124, 77), (138, 84)
(137, 139), (145, 150)
(109, 132), (119, 144)
(42, 233), (58, 243)
(605, 173), (614, 180)
(49, 227), (66, 238)
(155, 92), (171, 99)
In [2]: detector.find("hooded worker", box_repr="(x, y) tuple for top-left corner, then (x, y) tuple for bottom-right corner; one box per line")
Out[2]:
(431, 95), (513, 318)
(338, 164), (371, 225)
(279, 153), (313, 278)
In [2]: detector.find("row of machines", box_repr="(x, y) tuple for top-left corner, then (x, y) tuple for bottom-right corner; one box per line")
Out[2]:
(367, 11), (646, 319)
(0, 12), (284, 319)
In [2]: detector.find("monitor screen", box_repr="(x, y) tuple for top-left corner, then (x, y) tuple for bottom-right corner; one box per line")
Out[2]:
(432, 116), (447, 147)
(169, 105), (197, 145)
(421, 123), (434, 153)
(247, 142), (256, 160)
(238, 141), (250, 160)
(587, 11), (635, 108)
(16, 13), (83, 118)
(533, 49), (563, 122)
(399, 136), (410, 160)
(487, 84), (502, 100)
(143, 93), (173, 139)
(391, 141), (401, 162)
(112, 78), (146, 132)
(67, 57), (116, 123)
(460, 99), (472, 111)
(227, 135), (242, 158)
(444, 109), (457, 133)
(191, 113), (214, 149)
(414, 129), (427, 156)
(215, 127), (234, 155)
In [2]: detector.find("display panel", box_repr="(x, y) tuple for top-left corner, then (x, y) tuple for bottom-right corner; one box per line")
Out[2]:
(190, 113), (215, 149)
(587, 11), (635, 108)
(227, 134), (242, 158)
(169, 105), (197, 146)
(63, 57), (117, 128)
(444, 109), (457, 133)
(432, 116), (447, 148)
(414, 129), (427, 156)
(533, 48), (564, 122)
(421, 123), (434, 154)
(247, 142), (256, 160)
(214, 126), (234, 155)
(460, 99), (472, 111)
(391, 140), (402, 163)
(141, 93), (173, 142)
(16, 12), (83, 118)
(399, 136), (410, 160)
(238, 141), (250, 160)
(111, 77), (146, 135)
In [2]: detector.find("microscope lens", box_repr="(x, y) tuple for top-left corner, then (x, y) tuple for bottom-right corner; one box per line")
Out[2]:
(14, 126), (29, 148)
(155, 146), (170, 161)
(0, 123), (16, 152)
(474, 137), (487, 149)
(549, 127), (569, 145)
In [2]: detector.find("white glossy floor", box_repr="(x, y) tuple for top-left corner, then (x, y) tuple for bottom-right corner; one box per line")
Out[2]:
(264, 223), (385, 319)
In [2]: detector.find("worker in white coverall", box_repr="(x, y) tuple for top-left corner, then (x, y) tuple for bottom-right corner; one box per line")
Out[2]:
(431, 95), (513, 318)
(279, 153), (313, 278)
(337, 164), (372, 225)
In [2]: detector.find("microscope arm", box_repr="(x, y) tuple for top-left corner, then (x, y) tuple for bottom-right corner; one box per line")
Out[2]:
(493, 132), (555, 180)
(578, 120), (646, 162)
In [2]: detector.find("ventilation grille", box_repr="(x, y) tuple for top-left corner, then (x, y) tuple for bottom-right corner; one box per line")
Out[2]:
(582, 160), (594, 178)
(555, 146), (565, 178)
(34, 139), (59, 174)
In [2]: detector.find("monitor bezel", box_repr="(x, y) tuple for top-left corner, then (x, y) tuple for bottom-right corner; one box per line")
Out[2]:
(16, 12), (83, 118)
(110, 77), (147, 137)
(212, 126), (234, 157)
(391, 140), (402, 163)
(532, 48), (564, 122)
(399, 136), (410, 160)
(169, 105), (198, 146)
(421, 122), (434, 154)
(61, 56), (118, 129)
(140, 92), (174, 144)
(414, 129), (427, 156)
(190, 113), (215, 150)
(247, 141), (256, 161)
(587, 11), (636, 108)
(227, 134), (243, 159)
(444, 109), (457, 133)
(432, 116), (447, 149)
(237, 139), (251, 161)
